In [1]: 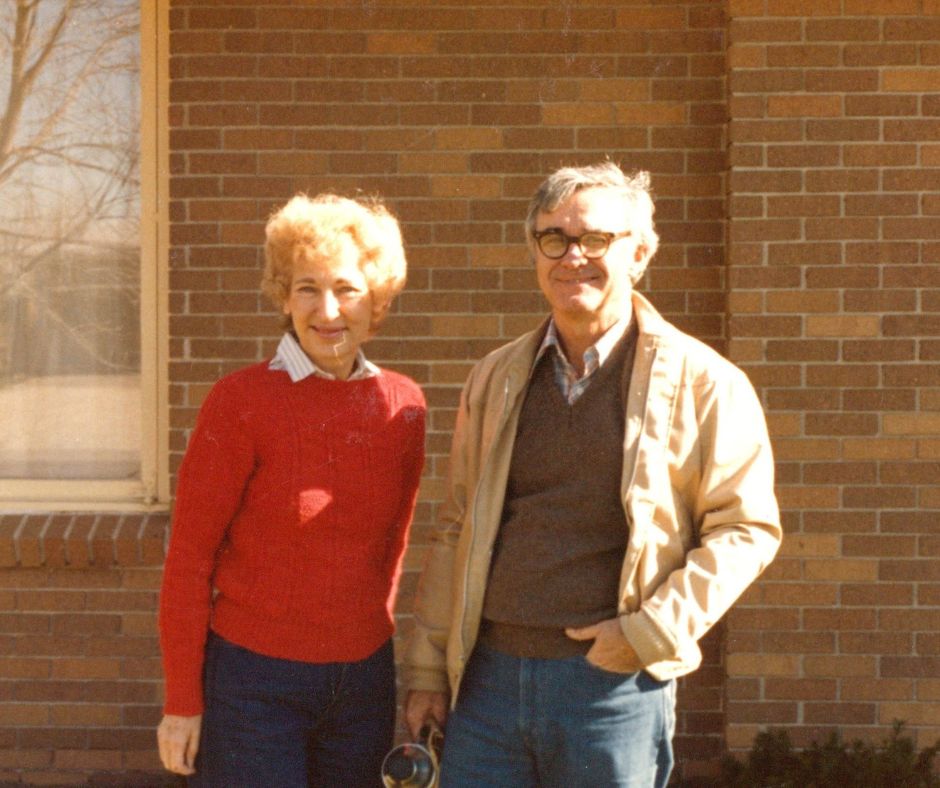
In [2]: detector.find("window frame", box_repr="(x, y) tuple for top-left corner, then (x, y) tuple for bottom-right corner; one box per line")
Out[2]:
(0, 0), (169, 512)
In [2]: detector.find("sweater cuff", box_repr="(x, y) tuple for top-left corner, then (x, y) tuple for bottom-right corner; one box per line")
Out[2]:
(162, 671), (205, 717)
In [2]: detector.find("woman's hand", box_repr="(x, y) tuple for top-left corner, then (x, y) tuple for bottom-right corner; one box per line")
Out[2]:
(157, 713), (202, 775)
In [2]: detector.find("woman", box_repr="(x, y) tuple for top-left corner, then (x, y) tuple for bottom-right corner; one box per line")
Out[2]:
(157, 193), (426, 787)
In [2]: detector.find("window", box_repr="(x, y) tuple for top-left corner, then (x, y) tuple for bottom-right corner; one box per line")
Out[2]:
(0, 0), (166, 508)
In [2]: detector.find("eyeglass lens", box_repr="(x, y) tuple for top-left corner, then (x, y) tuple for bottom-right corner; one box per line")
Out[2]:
(538, 232), (610, 259)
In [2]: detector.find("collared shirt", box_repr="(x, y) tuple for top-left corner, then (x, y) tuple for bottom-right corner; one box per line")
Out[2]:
(533, 317), (632, 405)
(268, 332), (380, 383)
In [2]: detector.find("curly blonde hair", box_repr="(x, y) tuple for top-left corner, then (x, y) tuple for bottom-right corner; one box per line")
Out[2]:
(262, 193), (407, 331)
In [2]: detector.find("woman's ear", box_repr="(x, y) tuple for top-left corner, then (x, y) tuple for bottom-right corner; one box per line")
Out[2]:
(370, 295), (391, 333)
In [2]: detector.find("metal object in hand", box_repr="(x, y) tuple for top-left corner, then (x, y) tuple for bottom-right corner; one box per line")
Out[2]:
(380, 722), (443, 788)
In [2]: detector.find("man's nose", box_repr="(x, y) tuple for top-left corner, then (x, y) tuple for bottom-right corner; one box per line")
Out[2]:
(561, 242), (589, 266)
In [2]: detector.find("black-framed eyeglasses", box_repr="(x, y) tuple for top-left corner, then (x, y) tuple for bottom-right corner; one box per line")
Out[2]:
(531, 229), (632, 260)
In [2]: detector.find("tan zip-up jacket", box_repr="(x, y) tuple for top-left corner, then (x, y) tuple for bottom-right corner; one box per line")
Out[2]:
(403, 292), (782, 703)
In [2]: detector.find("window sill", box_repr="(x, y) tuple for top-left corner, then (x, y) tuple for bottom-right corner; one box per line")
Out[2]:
(0, 511), (170, 568)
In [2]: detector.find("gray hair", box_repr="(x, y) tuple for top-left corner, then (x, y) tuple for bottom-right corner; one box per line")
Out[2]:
(524, 162), (659, 284)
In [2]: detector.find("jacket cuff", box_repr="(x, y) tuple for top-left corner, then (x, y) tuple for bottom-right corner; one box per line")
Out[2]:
(620, 609), (677, 667)
(402, 664), (450, 695)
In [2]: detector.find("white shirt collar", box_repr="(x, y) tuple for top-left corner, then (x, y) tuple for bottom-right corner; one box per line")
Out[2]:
(268, 332), (379, 383)
(535, 316), (631, 374)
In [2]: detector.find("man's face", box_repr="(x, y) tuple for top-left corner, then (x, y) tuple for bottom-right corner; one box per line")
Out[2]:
(532, 188), (646, 329)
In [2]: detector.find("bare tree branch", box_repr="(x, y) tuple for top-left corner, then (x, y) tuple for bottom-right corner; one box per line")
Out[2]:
(0, 0), (72, 166)
(0, 0), (140, 377)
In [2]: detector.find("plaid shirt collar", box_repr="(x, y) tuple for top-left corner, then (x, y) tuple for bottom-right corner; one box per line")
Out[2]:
(534, 317), (631, 405)
(268, 332), (379, 383)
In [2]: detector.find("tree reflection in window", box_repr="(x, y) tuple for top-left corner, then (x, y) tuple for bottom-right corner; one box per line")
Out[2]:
(0, 0), (140, 480)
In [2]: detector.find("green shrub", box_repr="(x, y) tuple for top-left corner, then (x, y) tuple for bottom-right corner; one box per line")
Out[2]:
(716, 721), (940, 787)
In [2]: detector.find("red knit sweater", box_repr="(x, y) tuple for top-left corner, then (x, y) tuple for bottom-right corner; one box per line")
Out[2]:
(158, 362), (426, 716)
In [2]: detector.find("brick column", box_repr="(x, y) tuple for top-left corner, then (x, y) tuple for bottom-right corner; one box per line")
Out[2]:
(726, 2), (940, 751)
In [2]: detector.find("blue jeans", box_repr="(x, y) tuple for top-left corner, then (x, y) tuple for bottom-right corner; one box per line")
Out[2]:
(190, 633), (395, 788)
(440, 644), (676, 788)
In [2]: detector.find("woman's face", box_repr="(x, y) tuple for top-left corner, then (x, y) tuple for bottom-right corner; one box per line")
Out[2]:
(282, 239), (374, 380)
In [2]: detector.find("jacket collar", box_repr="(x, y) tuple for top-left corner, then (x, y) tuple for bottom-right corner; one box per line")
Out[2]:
(500, 291), (670, 404)
(514, 292), (670, 365)
(630, 291), (674, 340)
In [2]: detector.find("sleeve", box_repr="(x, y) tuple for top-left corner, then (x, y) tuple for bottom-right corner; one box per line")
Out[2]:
(382, 383), (427, 616)
(401, 374), (475, 696)
(621, 366), (783, 668)
(158, 377), (257, 716)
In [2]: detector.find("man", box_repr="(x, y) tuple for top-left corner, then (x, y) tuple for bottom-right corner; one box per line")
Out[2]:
(403, 162), (781, 787)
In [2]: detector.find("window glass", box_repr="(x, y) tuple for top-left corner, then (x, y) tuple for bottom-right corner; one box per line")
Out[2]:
(0, 0), (141, 481)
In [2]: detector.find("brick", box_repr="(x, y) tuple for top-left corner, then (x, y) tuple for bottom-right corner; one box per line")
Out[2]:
(843, 389), (915, 411)
(845, 194), (918, 216)
(0, 749), (52, 769)
(730, 19), (803, 43)
(844, 94), (918, 117)
(767, 144), (840, 167)
(0, 517), (22, 568)
(806, 316), (880, 338)
(805, 169), (879, 192)
(804, 655), (877, 677)
(17, 592), (84, 613)
(885, 18), (940, 40)
(767, 95), (842, 118)
(844, 44), (919, 67)
(729, 118), (803, 142)
(730, 219), (801, 242)
(883, 170), (940, 191)
(804, 461), (876, 484)
(730, 69), (804, 94)
(884, 315), (940, 337)
(769, 194), (841, 217)
(808, 367), (883, 394)
(726, 653), (800, 678)
(842, 582), (913, 607)
(882, 462), (940, 485)
(806, 118), (880, 141)
(919, 439), (940, 459)
(188, 8), (256, 29)
(843, 291), (915, 313)
(883, 658), (940, 679)
(52, 657), (121, 680)
(885, 119), (940, 141)
(843, 485), (917, 508)
(0, 614), (50, 634)
(767, 44), (840, 68)
(766, 339), (839, 361)
(769, 242), (842, 266)
(805, 703), (875, 725)
(729, 95), (765, 120)
(884, 217), (940, 240)
(807, 19), (880, 41)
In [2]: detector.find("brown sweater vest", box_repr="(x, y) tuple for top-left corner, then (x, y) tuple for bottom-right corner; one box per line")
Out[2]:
(480, 324), (636, 658)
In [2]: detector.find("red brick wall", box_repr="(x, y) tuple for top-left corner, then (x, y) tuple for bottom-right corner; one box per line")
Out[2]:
(726, 0), (940, 754)
(0, 513), (167, 783)
(0, 2), (938, 784)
